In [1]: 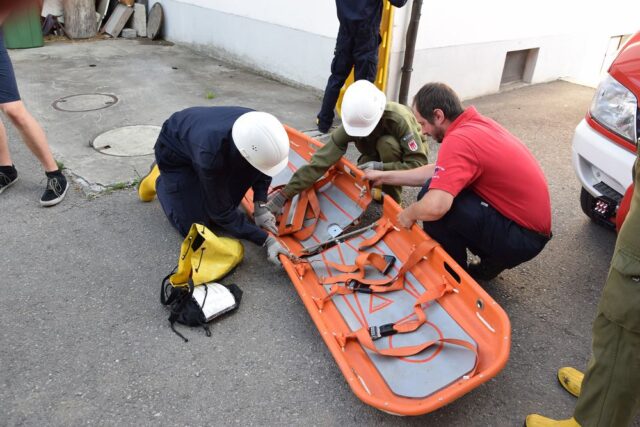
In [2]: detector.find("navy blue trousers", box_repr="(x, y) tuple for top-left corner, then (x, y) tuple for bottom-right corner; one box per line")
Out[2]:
(418, 181), (550, 271)
(155, 141), (207, 237)
(317, 25), (379, 130)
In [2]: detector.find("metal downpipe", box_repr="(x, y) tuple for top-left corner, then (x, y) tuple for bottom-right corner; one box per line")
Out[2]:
(398, 0), (423, 105)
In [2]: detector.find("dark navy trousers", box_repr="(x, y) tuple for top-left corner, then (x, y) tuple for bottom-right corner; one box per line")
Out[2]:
(155, 140), (207, 237)
(317, 24), (380, 130)
(418, 181), (550, 271)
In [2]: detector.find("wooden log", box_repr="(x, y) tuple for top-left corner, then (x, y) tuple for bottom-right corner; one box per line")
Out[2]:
(63, 0), (96, 39)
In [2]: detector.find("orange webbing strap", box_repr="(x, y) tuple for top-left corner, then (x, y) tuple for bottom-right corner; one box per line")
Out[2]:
(335, 331), (478, 376)
(390, 279), (455, 334)
(278, 187), (321, 240)
(357, 217), (396, 249)
(321, 251), (391, 284)
(318, 239), (439, 295)
(293, 189), (321, 241)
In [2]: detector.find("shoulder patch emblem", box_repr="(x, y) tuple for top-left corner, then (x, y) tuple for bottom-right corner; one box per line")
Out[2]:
(402, 133), (419, 151)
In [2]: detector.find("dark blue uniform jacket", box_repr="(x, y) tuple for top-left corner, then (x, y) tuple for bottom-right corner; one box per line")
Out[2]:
(156, 106), (270, 245)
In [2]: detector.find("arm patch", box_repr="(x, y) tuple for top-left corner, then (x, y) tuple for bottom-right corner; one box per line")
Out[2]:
(402, 132), (419, 151)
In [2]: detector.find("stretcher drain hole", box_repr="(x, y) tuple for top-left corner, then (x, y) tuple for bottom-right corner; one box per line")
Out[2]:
(476, 299), (484, 310)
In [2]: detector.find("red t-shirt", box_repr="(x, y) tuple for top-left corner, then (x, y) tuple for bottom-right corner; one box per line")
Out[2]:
(429, 106), (551, 235)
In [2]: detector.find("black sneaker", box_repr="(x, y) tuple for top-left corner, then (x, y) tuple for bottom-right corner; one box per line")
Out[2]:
(40, 172), (68, 207)
(0, 165), (18, 194)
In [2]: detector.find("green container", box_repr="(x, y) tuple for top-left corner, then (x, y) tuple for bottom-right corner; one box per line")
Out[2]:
(3, 8), (44, 49)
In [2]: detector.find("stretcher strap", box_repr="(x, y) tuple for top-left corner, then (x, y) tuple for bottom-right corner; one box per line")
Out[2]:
(278, 188), (321, 240)
(319, 239), (439, 294)
(316, 279), (454, 340)
(336, 330), (478, 376)
(392, 279), (455, 333)
(323, 251), (390, 279)
(357, 218), (395, 249)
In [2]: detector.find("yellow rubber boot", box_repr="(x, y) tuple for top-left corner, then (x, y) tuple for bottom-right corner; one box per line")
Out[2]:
(525, 415), (580, 427)
(557, 367), (584, 398)
(138, 164), (160, 202)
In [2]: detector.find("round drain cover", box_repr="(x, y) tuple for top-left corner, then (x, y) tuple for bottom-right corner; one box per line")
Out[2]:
(93, 125), (161, 157)
(53, 93), (118, 112)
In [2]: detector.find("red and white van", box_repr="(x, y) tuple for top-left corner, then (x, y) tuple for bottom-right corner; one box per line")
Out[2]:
(572, 31), (639, 231)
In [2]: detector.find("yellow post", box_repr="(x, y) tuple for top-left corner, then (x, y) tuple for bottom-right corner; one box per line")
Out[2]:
(336, 0), (395, 116)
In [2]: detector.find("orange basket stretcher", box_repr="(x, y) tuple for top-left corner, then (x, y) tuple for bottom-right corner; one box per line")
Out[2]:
(243, 126), (511, 416)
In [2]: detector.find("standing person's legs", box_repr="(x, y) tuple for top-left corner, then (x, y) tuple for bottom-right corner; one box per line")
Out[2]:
(0, 31), (66, 204)
(352, 24), (379, 83)
(0, 29), (56, 172)
(0, 119), (11, 164)
(0, 101), (57, 171)
(574, 156), (640, 426)
(0, 30), (21, 192)
(317, 28), (355, 133)
(572, 313), (640, 426)
(0, 119), (18, 192)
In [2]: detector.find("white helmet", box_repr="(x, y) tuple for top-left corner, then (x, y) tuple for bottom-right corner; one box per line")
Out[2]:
(341, 80), (387, 137)
(232, 111), (289, 177)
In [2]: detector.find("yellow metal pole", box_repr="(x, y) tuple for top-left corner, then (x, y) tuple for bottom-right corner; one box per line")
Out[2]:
(336, 0), (395, 117)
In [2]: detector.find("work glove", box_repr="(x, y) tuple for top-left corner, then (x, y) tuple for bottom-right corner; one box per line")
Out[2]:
(264, 235), (290, 265)
(265, 189), (288, 216)
(358, 161), (383, 171)
(254, 202), (278, 234)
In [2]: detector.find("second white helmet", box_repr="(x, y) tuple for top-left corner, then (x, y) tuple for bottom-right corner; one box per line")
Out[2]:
(341, 80), (387, 137)
(232, 111), (289, 177)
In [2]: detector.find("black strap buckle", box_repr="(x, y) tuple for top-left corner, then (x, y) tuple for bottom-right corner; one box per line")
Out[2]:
(369, 323), (397, 341)
(382, 255), (396, 275)
(346, 279), (372, 293)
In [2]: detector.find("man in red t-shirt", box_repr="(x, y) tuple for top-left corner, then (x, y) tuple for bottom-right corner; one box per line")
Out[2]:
(365, 82), (551, 279)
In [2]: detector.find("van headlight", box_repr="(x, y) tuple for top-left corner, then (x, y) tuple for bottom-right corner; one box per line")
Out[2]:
(589, 74), (638, 144)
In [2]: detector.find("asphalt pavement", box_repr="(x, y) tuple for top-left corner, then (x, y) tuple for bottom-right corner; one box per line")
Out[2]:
(1, 38), (636, 426)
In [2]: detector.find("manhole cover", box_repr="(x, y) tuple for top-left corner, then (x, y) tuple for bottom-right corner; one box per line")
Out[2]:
(93, 125), (160, 157)
(53, 93), (118, 112)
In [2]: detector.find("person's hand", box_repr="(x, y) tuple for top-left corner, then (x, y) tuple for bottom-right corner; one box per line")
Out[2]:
(358, 161), (383, 171)
(265, 189), (288, 216)
(264, 235), (291, 265)
(254, 202), (277, 234)
(363, 169), (385, 187)
(397, 208), (415, 229)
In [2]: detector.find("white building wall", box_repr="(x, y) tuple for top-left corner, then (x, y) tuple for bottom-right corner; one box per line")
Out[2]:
(150, 0), (640, 100)
(148, 0), (339, 90)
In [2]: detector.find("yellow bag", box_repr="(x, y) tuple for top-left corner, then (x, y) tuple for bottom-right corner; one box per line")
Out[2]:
(169, 224), (244, 287)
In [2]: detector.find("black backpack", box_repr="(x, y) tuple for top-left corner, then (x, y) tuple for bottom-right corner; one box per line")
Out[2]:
(160, 274), (243, 342)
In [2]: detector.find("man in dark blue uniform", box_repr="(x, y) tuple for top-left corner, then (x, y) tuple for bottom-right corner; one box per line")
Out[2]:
(316, 0), (408, 133)
(138, 107), (291, 264)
